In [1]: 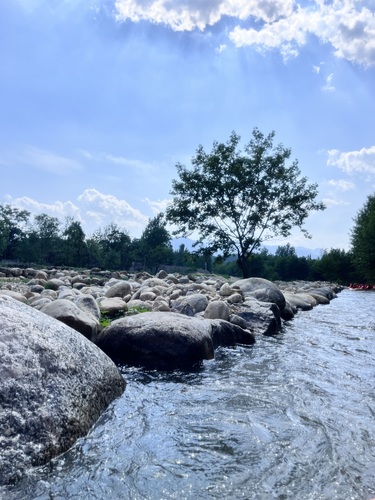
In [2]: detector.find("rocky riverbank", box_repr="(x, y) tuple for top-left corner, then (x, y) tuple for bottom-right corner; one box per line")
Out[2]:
(0, 266), (343, 486)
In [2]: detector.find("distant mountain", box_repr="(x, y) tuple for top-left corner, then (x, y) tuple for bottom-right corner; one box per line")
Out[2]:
(265, 245), (323, 259)
(171, 238), (323, 259)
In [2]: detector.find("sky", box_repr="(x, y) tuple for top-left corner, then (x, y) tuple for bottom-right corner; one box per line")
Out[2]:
(1, 0), (375, 253)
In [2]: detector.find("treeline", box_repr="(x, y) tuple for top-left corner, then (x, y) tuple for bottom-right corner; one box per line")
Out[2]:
(0, 204), (361, 284)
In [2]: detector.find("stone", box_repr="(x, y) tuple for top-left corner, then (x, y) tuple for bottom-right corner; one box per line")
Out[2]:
(98, 297), (128, 317)
(41, 299), (99, 340)
(74, 294), (101, 321)
(204, 300), (230, 321)
(283, 292), (314, 311)
(96, 312), (215, 369)
(0, 296), (125, 486)
(232, 277), (286, 309)
(0, 290), (27, 303)
(104, 281), (132, 299)
(209, 319), (255, 348)
(232, 298), (282, 336)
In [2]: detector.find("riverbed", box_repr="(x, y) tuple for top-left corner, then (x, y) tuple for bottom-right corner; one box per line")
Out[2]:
(4, 288), (375, 499)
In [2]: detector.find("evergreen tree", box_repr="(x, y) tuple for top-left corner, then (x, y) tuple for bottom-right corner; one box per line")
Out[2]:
(351, 194), (375, 282)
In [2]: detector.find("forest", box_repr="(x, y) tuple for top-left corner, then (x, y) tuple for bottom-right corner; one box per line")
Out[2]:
(0, 204), (364, 285)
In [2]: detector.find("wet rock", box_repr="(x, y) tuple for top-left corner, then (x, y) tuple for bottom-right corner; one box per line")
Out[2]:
(96, 312), (215, 369)
(0, 296), (125, 487)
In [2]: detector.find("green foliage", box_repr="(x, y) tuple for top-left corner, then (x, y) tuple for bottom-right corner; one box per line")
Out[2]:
(100, 306), (150, 329)
(350, 194), (375, 282)
(62, 217), (88, 267)
(166, 129), (325, 278)
(136, 214), (173, 273)
(0, 205), (31, 260)
(313, 248), (357, 284)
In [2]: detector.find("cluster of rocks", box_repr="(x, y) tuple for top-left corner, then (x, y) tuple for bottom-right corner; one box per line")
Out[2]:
(0, 266), (343, 487)
(0, 267), (343, 369)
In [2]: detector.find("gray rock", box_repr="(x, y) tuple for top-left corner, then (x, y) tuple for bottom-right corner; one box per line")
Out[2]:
(283, 292), (314, 311)
(204, 301), (230, 321)
(0, 290), (27, 303)
(0, 296), (125, 486)
(41, 299), (99, 339)
(98, 297), (128, 317)
(105, 281), (132, 299)
(232, 277), (286, 311)
(232, 298), (282, 336)
(74, 294), (101, 321)
(171, 293), (209, 316)
(210, 319), (255, 347)
(96, 312), (215, 369)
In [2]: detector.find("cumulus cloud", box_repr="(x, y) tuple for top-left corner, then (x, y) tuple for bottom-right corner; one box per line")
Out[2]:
(2, 196), (82, 223)
(3, 189), (158, 238)
(114, 0), (375, 67)
(114, 0), (294, 31)
(327, 146), (375, 175)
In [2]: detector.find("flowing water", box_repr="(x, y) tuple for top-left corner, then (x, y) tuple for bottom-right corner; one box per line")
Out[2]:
(3, 289), (375, 499)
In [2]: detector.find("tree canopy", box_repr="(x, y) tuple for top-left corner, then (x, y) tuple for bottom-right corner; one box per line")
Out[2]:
(351, 194), (375, 282)
(165, 128), (326, 277)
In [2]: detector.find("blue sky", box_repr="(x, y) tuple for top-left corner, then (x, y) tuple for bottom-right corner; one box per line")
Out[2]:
(1, 0), (375, 252)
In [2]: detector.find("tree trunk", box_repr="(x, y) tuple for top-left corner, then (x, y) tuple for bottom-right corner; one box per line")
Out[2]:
(237, 253), (251, 278)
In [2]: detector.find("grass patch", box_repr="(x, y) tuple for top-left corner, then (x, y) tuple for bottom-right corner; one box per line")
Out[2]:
(100, 305), (150, 328)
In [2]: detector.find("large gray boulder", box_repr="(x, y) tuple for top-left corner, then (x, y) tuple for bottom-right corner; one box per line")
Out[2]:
(95, 312), (256, 369)
(232, 298), (282, 336)
(41, 299), (99, 340)
(96, 312), (215, 369)
(0, 296), (125, 487)
(232, 277), (286, 311)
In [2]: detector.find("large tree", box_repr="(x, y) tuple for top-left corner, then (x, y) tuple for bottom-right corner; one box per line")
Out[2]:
(166, 129), (325, 277)
(351, 194), (375, 282)
(0, 204), (30, 260)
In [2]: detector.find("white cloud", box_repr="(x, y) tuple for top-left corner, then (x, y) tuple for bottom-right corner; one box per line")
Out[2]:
(322, 197), (351, 207)
(216, 44), (227, 53)
(114, 1), (375, 67)
(327, 179), (356, 191)
(115, 0), (295, 31)
(17, 147), (84, 175)
(78, 150), (154, 171)
(2, 196), (82, 223)
(322, 73), (335, 92)
(78, 188), (149, 231)
(2, 189), (157, 238)
(143, 197), (171, 215)
(327, 146), (375, 175)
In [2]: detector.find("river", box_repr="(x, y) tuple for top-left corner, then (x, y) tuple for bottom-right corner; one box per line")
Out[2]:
(3, 288), (375, 499)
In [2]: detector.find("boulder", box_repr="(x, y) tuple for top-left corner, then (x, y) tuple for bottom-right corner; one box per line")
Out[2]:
(74, 294), (101, 321)
(283, 292), (314, 311)
(0, 296), (125, 486)
(0, 290), (27, 303)
(210, 319), (255, 347)
(104, 280), (132, 299)
(41, 299), (99, 340)
(232, 298), (282, 336)
(232, 277), (286, 311)
(204, 300), (230, 321)
(98, 297), (128, 317)
(96, 312), (215, 369)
